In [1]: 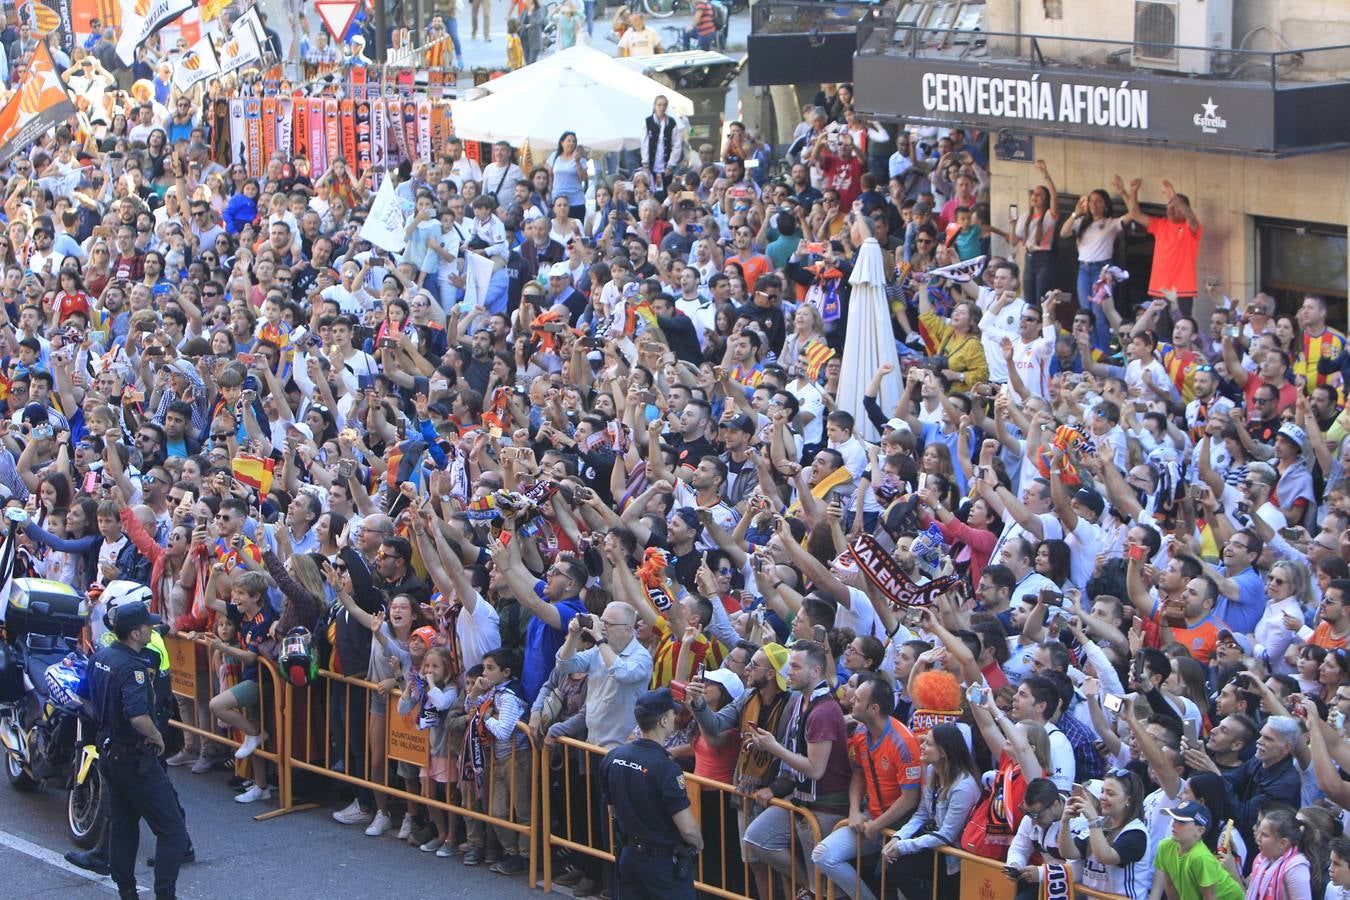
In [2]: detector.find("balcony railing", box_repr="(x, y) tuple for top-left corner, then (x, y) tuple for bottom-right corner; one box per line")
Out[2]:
(858, 25), (1350, 90)
(751, 0), (885, 36)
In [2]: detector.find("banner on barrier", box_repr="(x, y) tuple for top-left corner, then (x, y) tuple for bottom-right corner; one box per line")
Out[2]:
(385, 701), (429, 767)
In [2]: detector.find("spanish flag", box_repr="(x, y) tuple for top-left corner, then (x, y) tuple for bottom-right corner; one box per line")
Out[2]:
(232, 454), (275, 495)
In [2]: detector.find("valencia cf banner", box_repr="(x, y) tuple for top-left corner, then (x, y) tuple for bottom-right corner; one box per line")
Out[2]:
(17, 0), (73, 55)
(0, 44), (76, 165)
(115, 0), (193, 66)
(172, 33), (220, 92)
(218, 14), (263, 74)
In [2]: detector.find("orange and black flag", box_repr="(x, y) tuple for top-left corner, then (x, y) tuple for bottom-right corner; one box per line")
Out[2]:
(0, 43), (76, 165)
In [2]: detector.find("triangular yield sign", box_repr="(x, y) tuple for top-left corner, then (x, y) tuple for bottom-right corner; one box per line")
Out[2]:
(314, 0), (360, 43)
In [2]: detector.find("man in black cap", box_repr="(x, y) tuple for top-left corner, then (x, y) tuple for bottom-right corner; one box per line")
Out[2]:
(719, 412), (760, 508)
(600, 688), (703, 899)
(85, 600), (189, 900)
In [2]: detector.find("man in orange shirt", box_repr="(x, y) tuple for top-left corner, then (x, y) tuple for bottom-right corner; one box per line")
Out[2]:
(814, 673), (922, 900)
(1118, 175), (1201, 311)
(1155, 575), (1225, 664)
(1305, 580), (1350, 650)
(727, 223), (770, 289)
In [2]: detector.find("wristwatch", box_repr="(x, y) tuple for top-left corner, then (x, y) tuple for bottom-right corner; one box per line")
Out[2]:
(596, 637), (609, 645)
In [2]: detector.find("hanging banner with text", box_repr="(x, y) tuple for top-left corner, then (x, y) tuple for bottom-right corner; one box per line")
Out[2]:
(852, 55), (1350, 155)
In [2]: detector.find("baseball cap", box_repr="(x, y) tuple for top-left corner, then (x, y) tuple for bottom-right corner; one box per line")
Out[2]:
(1074, 487), (1105, 517)
(719, 413), (755, 434)
(1277, 423), (1307, 450)
(111, 600), (161, 630)
(634, 688), (677, 719)
(761, 642), (789, 691)
(1163, 801), (1212, 830)
(884, 417), (911, 434)
(411, 626), (439, 648)
(701, 668), (744, 702)
(1217, 628), (1253, 655)
(546, 262), (571, 279)
(21, 402), (48, 425)
(286, 421), (314, 441)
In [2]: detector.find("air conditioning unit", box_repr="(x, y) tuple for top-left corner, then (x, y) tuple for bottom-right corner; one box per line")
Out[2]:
(1131, 0), (1232, 75)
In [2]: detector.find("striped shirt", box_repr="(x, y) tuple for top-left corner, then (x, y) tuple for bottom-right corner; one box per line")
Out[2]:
(482, 682), (529, 757)
(1296, 326), (1346, 394)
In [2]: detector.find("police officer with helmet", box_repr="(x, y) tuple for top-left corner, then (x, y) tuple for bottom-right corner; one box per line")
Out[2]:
(600, 688), (704, 899)
(68, 584), (194, 877)
(87, 600), (189, 900)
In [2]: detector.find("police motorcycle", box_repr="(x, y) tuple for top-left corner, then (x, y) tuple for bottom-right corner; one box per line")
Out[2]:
(0, 574), (149, 849)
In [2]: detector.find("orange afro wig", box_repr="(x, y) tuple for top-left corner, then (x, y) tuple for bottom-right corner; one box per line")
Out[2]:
(911, 669), (963, 712)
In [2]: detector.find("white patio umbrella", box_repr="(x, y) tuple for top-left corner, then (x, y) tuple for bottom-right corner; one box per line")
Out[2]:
(452, 64), (688, 151)
(462, 44), (694, 117)
(836, 237), (901, 444)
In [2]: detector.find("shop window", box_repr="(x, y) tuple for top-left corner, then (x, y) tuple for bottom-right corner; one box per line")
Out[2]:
(1257, 217), (1348, 326)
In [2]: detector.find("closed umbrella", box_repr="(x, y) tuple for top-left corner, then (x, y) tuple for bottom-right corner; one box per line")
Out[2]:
(836, 237), (901, 444)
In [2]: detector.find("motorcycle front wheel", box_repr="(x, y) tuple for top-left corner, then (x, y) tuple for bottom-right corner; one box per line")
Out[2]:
(5, 751), (36, 791)
(67, 765), (105, 848)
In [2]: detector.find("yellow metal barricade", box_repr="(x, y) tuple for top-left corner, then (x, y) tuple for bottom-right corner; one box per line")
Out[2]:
(163, 632), (306, 821)
(283, 669), (540, 887)
(542, 735), (827, 900)
(815, 825), (1132, 900)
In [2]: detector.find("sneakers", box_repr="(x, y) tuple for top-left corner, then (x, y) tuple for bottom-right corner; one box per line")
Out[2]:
(235, 784), (272, 804)
(165, 749), (196, 767)
(491, 855), (528, 875)
(364, 811), (392, 837)
(572, 877), (601, 897)
(554, 867), (584, 887)
(332, 799), (372, 825)
(436, 843), (456, 858)
(420, 838), (444, 853)
(189, 756), (212, 774)
(234, 732), (263, 760)
(462, 847), (483, 866)
(396, 817), (413, 841)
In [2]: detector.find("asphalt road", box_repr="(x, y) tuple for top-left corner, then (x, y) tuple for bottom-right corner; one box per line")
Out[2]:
(0, 764), (545, 899)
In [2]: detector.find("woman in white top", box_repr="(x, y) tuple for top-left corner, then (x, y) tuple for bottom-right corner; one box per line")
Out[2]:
(1254, 560), (1312, 674)
(548, 195), (583, 249)
(1057, 769), (1153, 900)
(1011, 159), (1060, 307)
(1060, 182), (1125, 350)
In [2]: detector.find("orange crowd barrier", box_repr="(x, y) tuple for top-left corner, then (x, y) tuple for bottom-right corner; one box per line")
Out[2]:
(542, 735), (826, 900)
(162, 640), (1132, 900)
(282, 668), (540, 886)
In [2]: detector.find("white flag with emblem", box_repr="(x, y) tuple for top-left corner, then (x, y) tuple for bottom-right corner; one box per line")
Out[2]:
(358, 176), (406, 253)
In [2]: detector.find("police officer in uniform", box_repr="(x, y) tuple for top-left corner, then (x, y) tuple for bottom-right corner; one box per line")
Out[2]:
(86, 601), (189, 900)
(68, 608), (195, 876)
(600, 689), (704, 900)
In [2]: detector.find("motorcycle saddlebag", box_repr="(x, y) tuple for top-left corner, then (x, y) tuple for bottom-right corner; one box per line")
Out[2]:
(5, 579), (86, 641)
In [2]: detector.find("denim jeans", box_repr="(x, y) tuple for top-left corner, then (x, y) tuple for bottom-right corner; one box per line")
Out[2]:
(446, 16), (463, 60)
(1023, 249), (1054, 306)
(1077, 259), (1109, 351)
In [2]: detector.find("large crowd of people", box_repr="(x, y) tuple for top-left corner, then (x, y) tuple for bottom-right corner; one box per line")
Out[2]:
(2, 10), (1350, 894)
